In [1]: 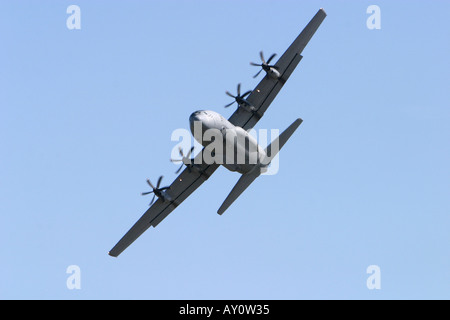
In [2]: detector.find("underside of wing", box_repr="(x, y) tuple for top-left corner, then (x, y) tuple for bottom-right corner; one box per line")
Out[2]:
(109, 150), (219, 257)
(228, 8), (327, 130)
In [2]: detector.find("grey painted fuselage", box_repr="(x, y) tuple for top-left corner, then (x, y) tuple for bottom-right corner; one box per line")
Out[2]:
(189, 110), (268, 175)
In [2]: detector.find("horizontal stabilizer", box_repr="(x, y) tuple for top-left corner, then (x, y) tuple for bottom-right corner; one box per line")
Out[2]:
(264, 118), (303, 162)
(217, 170), (260, 215)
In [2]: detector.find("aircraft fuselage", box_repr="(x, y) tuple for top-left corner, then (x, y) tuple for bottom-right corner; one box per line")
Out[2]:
(189, 110), (268, 175)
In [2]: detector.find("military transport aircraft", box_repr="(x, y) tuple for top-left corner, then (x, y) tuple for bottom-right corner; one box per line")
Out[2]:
(109, 8), (327, 257)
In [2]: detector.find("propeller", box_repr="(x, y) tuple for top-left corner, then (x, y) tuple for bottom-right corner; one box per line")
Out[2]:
(141, 175), (170, 205)
(170, 146), (195, 173)
(250, 51), (279, 78)
(225, 83), (252, 108)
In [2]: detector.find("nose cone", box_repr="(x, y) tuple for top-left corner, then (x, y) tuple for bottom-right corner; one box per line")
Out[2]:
(189, 111), (205, 143)
(189, 111), (201, 124)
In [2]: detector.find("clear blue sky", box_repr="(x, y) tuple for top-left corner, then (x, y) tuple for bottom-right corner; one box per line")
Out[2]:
(1, 0), (449, 299)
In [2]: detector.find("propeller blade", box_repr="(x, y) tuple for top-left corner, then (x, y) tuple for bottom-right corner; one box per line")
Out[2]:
(141, 191), (154, 196)
(186, 146), (195, 158)
(150, 194), (156, 205)
(266, 53), (277, 64)
(225, 91), (236, 98)
(253, 69), (263, 78)
(241, 90), (252, 98)
(146, 179), (155, 189)
(259, 51), (265, 63)
(175, 164), (183, 174)
(156, 176), (163, 189)
(250, 62), (262, 67)
(225, 101), (235, 108)
(237, 83), (241, 96)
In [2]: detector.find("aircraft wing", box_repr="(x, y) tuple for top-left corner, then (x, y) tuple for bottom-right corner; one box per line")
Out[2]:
(109, 151), (219, 257)
(228, 8), (326, 130)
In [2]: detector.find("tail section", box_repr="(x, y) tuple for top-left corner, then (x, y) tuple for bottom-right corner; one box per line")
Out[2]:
(264, 118), (303, 163)
(217, 118), (303, 215)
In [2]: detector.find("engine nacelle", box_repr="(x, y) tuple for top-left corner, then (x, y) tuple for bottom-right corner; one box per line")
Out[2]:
(267, 67), (281, 79)
(160, 189), (173, 202)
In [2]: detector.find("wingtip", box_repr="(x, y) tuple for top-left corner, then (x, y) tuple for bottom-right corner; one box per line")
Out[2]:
(319, 8), (327, 16)
(108, 251), (118, 258)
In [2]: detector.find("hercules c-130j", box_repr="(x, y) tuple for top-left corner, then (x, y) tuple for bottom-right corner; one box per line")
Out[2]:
(109, 8), (327, 257)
